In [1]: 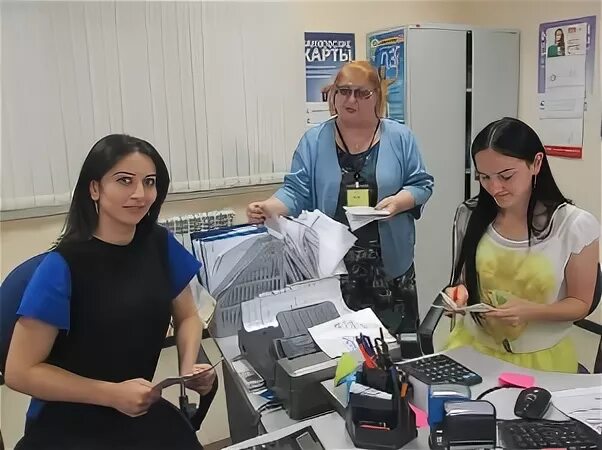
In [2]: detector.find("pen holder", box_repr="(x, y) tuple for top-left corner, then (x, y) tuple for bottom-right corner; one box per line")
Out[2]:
(345, 367), (417, 450)
(357, 364), (394, 393)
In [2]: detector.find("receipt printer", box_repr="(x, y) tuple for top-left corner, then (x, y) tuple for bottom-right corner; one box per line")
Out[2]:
(430, 400), (496, 449)
(427, 384), (471, 427)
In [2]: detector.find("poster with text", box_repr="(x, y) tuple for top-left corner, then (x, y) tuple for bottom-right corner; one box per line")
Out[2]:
(537, 16), (596, 158)
(366, 28), (405, 123)
(305, 32), (355, 128)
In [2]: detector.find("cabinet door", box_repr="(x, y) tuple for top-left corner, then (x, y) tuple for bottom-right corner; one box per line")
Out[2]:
(406, 28), (467, 321)
(470, 30), (520, 197)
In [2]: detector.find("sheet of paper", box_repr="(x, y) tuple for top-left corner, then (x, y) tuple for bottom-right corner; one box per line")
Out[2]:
(265, 210), (356, 280)
(349, 382), (392, 400)
(343, 206), (391, 216)
(308, 308), (396, 358)
(152, 371), (208, 393)
(552, 386), (602, 434)
(344, 207), (390, 232)
(538, 87), (585, 119)
(438, 291), (496, 313)
(241, 277), (352, 332)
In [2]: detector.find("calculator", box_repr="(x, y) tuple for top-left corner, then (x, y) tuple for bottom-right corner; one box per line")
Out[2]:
(498, 419), (601, 449)
(396, 354), (482, 386)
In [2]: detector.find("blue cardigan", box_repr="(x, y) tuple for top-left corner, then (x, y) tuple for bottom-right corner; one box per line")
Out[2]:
(275, 118), (434, 279)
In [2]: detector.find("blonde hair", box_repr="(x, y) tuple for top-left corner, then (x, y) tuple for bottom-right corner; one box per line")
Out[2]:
(325, 61), (389, 117)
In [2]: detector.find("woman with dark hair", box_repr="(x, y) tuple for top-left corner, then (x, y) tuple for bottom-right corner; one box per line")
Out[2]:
(445, 118), (599, 372)
(547, 28), (566, 57)
(5, 135), (214, 449)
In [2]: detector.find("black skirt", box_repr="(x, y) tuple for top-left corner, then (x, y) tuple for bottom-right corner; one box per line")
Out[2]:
(15, 398), (202, 450)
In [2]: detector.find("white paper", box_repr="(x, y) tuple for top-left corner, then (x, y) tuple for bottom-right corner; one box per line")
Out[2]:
(538, 22), (587, 153)
(538, 87), (585, 119)
(266, 211), (356, 281)
(545, 54), (586, 89)
(306, 101), (332, 127)
(438, 291), (496, 313)
(350, 382), (392, 400)
(308, 308), (396, 358)
(344, 206), (390, 232)
(552, 386), (602, 434)
(241, 277), (353, 332)
(343, 206), (391, 217)
(537, 117), (584, 148)
(195, 226), (264, 293)
(152, 359), (222, 393)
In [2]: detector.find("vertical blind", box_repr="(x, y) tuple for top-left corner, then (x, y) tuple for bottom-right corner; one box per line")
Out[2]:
(1, 1), (306, 211)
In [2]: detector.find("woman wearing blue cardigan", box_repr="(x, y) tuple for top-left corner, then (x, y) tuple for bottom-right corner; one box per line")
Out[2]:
(247, 61), (434, 335)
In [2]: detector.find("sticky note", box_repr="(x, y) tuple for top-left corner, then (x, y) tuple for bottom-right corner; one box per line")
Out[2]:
(335, 352), (359, 386)
(498, 372), (535, 388)
(409, 403), (429, 428)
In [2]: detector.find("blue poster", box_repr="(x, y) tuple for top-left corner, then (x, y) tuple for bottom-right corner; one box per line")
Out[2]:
(305, 32), (355, 103)
(366, 28), (405, 123)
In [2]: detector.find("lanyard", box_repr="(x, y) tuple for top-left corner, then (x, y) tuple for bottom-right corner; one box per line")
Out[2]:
(335, 120), (380, 180)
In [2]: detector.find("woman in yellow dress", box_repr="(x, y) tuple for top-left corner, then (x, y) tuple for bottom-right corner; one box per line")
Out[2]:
(445, 117), (599, 373)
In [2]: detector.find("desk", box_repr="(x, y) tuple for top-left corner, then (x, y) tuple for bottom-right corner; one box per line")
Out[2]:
(214, 335), (300, 443)
(224, 347), (602, 449)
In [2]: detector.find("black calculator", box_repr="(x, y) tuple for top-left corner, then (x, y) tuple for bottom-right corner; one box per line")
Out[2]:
(396, 354), (482, 386)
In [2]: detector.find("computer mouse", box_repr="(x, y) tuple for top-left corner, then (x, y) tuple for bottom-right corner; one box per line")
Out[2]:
(514, 387), (551, 419)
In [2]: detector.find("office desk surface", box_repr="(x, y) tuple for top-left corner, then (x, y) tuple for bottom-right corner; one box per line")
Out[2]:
(214, 335), (300, 433)
(224, 346), (602, 450)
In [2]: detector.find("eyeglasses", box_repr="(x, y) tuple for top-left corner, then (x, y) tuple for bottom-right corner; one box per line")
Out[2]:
(335, 86), (375, 100)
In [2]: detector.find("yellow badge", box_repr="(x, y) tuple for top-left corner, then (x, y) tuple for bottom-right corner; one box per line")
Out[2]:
(347, 188), (370, 207)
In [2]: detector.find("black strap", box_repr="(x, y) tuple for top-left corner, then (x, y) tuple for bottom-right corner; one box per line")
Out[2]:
(335, 120), (380, 178)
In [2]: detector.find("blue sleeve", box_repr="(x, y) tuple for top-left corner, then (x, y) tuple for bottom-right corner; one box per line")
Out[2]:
(167, 232), (202, 299)
(17, 252), (71, 330)
(401, 129), (434, 213)
(274, 132), (313, 217)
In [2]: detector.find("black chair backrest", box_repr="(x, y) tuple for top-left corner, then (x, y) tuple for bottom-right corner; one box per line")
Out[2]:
(589, 263), (602, 316)
(0, 253), (47, 379)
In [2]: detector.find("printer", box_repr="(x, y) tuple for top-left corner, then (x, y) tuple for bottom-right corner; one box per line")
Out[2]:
(238, 301), (340, 419)
(238, 294), (401, 420)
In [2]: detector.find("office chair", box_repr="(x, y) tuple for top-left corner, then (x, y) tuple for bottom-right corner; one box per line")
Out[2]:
(0, 253), (217, 433)
(417, 200), (602, 373)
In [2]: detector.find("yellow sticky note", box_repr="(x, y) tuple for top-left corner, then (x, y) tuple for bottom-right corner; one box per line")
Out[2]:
(347, 189), (370, 207)
(334, 352), (359, 386)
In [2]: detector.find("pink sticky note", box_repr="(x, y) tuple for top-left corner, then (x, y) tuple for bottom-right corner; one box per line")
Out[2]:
(498, 372), (535, 388)
(409, 403), (428, 428)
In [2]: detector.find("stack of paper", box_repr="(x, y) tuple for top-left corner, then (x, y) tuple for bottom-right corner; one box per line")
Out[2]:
(308, 308), (396, 358)
(266, 210), (357, 283)
(438, 291), (496, 313)
(192, 225), (277, 297)
(552, 386), (602, 434)
(232, 358), (266, 393)
(343, 206), (391, 231)
(241, 277), (353, 332)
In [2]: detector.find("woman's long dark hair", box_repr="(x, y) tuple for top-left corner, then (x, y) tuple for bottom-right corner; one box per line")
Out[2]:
(453, 117), (570, 306)
(55, 134), (170, 247)
(555, 28), (565, 50)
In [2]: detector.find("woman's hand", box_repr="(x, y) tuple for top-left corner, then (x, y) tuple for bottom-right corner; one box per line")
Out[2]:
(246, 201), (267, 223)
(444, 284), (468, 316)
(375, 191), (415, 216)
(109, 378), (160, 417)
(182, 364), (217, 396)
(484, 297), (538, 326)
